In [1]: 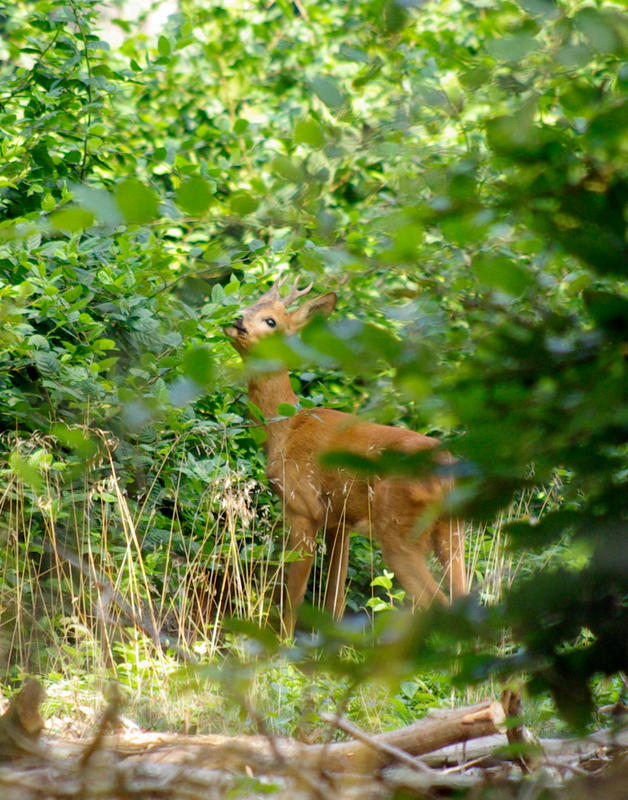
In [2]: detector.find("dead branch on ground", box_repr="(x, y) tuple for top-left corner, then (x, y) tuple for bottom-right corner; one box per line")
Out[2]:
(0, 680), (626, 800)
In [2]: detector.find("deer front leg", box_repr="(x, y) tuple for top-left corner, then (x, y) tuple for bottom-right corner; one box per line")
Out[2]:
(324, 525), (350, 620)
(283, 512), (318, 637)
(432, 519), (466, 601)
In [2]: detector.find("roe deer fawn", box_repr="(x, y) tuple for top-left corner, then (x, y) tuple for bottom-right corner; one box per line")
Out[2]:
(225, 277), (466, 635)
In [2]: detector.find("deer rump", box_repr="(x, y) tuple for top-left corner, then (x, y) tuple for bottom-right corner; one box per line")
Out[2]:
(265, 407), (463, 625)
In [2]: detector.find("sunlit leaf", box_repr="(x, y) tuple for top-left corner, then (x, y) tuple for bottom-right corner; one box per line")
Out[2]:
(115, 178), (158, 224)
(277, 402), (296, 417)
(176, 177), (214, 215)
(50, 207), (94, 232)
(294, 118), (324, 148)
(158, 35), (171, 57)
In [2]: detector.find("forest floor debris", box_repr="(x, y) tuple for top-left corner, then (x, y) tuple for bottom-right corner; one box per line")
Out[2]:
(0, 680), (626, 799)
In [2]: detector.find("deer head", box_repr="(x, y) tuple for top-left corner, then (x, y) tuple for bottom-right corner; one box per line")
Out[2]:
(224, 276), (337, 355)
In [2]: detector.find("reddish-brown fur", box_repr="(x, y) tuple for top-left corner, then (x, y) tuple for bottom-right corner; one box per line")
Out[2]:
(225, 278), (466, 635)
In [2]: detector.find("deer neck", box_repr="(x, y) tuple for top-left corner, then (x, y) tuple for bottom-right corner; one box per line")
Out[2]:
(248, 370), (297, 453)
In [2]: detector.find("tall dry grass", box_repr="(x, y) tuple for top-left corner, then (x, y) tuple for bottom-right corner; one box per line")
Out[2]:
(0, 430), (561, 733)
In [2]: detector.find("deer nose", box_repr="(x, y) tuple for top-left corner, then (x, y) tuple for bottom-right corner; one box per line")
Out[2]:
(232, 316), (246, 332)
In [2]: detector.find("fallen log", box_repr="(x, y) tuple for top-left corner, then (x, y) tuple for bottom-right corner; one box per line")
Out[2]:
(312, 699), (506, 773)
(0, 677), (507, 776)
(47, 697), (505, 776)
(421, 728), (628, 769)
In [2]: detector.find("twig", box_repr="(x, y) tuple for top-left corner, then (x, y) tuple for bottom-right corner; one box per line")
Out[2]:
(440, 753), (493, 774)
(79, 684), (122, 769)
(68, 0), (93, 178)
(542, 758), (589, 777)
(319, 712), (434, 774)
(292, 0), (310, 23)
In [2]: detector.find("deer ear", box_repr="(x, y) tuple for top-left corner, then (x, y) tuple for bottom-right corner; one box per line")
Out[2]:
(288, 292), (337, 332)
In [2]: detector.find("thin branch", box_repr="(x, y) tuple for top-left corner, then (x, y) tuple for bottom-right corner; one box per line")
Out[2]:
(542, 758), (589, 777)
(319, 712), (434, 774)
(0, 28), (62, 106)
(292, 0), (310, 23)
(79, 684), (122, 769)
(68, 0), (93, 179)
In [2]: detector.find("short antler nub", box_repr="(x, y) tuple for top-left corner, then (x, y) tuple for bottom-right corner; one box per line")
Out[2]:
(258, 274), (313, 306)
(284, 278), (314, 306)
(258, 274), (289, 302)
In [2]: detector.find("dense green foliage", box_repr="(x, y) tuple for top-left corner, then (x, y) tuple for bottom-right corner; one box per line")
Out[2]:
(1, 0), (627, 731)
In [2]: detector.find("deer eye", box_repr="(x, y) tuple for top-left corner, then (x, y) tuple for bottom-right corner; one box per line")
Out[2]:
(265, 318), (276, 328)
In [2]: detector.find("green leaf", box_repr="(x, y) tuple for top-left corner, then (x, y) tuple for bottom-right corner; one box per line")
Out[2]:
(157, 35), (171, 57)
(337, 44), (369, 63)
(176, 177), (213, 215)
(115, 178), (158, 224)
(371, 573), (393, 590)
(50, 208), (95, 232)
(574, 8), (626, 54)
(310, 75), (346, 111)
(51, 424), (96, 458)
(366, 598), (390, 612)
(234, 118), (249, 135)
(182, 346), (214, 387)
(486, 34), (538, 64)
(247, 400), (265, 422)
(229, 191), (259, 215)
(473, 256), (533, 295)
(93, 357), (119, 372)
(271, 156), (304, 183)
(9, 452), (43, 492)
(294, 118), (324, 148)
(34, 350), (60, 376)
(518, 0), (559, 18)
(277, 402), (296, 417)
(72, 184), (123, 227)
(250, 427), (267, 445)
(93, 338), (116, 351)
(382, 0), (408, 34)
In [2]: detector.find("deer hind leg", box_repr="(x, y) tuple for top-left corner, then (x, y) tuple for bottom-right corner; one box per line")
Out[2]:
(377, 525), (448, 609)
(324, 525), (350, 620)
(283, 512), (318, 637)
(432, 519), (466, 601)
